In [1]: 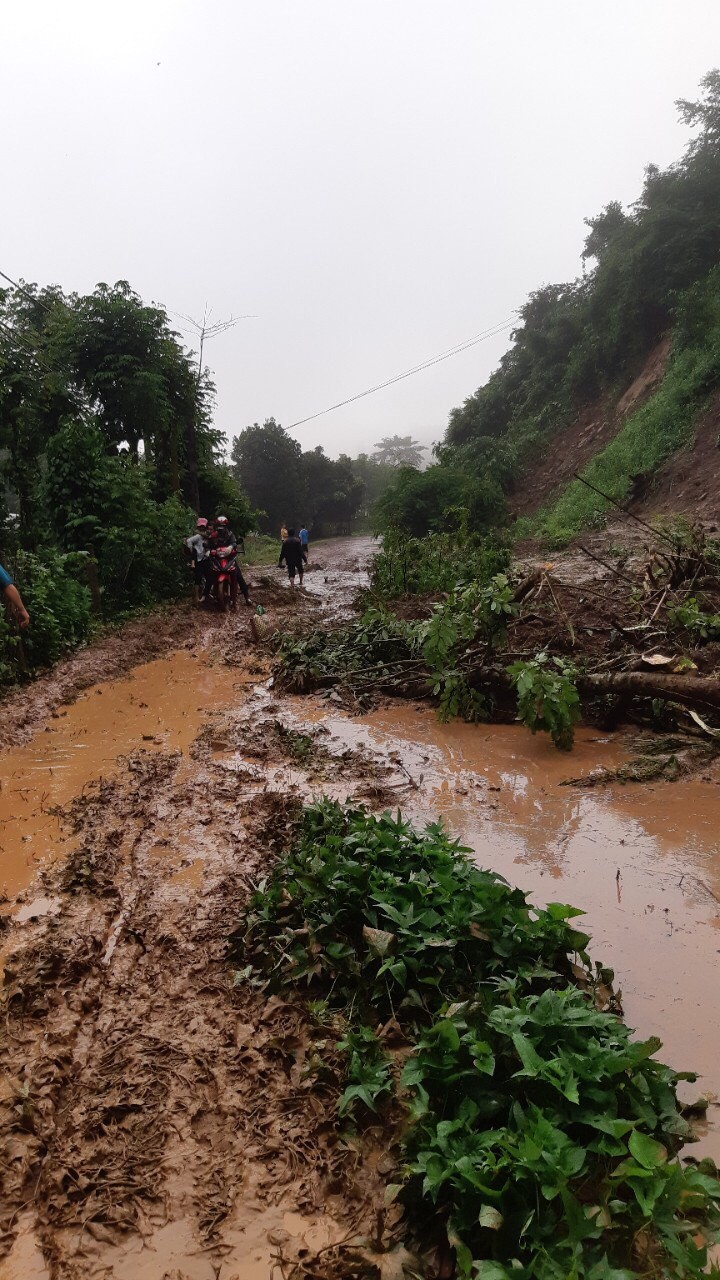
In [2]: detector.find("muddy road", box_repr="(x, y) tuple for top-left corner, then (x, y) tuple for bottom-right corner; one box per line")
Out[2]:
(0, 537), (719, 1279)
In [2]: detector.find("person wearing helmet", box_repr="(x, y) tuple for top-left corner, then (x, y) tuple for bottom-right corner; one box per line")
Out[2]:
(185, 518), (212, 605)
(212, 515), (237, 550)
(209, 516), (252, 606)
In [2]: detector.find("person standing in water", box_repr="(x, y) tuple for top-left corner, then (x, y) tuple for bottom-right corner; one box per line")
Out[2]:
(278, 527), (305, 586)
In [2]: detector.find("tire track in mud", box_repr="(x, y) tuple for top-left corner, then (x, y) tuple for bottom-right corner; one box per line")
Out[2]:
(1, 542), (400, 1278)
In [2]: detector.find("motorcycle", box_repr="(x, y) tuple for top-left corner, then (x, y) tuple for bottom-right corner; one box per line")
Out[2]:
(209, 544), (239, 611)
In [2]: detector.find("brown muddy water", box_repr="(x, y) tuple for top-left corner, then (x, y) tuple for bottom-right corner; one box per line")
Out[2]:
(0, 648), (241, 903)
(3, 646), (717, 1140)
(0, 542), (719, 1277)
(293, 700), (720, 1154)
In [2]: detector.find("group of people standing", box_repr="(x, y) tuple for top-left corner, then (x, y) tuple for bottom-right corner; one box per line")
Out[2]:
(278, 524), (309, 586)
(184, 516), (312, 608)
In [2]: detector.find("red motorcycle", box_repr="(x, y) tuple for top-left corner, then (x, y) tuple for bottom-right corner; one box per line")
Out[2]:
(209, 544), (239, 611)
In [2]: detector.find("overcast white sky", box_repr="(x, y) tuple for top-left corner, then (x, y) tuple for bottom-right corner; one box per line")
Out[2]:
(2, 1), (719, 458)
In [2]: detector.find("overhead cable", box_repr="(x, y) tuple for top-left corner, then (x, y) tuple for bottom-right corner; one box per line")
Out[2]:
(286, 316), (516, 429)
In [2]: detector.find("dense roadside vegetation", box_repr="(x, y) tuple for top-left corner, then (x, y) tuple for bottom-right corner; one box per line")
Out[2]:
(373, 72), (720, 547)
(0, 279), (254, 678)
(230, 799), (720, 1279)
(0, 273), (409, 681)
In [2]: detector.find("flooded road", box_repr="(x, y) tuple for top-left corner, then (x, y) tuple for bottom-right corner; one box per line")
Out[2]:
(0, 534), (718, 1278)
(304, 704), (720, 1140)
(0, 649), (240, 902)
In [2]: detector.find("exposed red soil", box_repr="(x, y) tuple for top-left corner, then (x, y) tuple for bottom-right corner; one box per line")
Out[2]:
(509, 337), (672, 519)
(628, 388), (720, 524)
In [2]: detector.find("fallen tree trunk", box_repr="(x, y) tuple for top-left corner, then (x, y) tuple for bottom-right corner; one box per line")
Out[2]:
(577, 671), (720, 712)
(468, 664), (720, 718)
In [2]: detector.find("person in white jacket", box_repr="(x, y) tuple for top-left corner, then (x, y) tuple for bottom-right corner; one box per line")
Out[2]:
(185, 518), (212, 605)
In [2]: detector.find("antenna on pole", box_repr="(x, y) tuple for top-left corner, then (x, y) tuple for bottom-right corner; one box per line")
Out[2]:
(175, 306), (256, 386)
(171, 306), (257, 510)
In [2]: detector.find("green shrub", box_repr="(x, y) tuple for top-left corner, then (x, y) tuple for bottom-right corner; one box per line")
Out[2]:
(42, 421), (194, 614)
(419, 575), (518, 721)
(667, 596), (720, 640)
(508, 653), (581, 750)
(369, 528), (510, 598)
(230, 800), (720, 1280)
(1, 549), (92, 678)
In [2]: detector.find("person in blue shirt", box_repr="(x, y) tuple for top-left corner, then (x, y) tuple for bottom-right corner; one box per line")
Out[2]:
(0, 564), (30, 628)
(299, 524), (309, 563)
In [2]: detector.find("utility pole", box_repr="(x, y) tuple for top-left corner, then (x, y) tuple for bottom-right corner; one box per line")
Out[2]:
(176, 306), (256, 511)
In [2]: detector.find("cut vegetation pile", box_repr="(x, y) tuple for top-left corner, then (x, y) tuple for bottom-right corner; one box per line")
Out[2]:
(229, 800), (720, 1280)
(273, 521), (720, 761)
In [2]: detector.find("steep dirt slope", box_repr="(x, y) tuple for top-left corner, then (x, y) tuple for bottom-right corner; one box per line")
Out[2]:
(628, 387), (720, 523)
(509, 338), (671, 518)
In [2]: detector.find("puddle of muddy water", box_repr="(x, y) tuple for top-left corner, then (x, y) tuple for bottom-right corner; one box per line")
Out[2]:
(299, 701), (720, 1156)
(0, 1217), (49, 1280)
(0, 648), (244, 902)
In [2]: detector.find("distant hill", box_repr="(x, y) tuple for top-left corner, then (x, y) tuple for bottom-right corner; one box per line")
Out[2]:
(379, 72), (720, 544)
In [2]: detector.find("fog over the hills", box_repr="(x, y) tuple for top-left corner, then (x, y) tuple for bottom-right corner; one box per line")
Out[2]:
(3, 0), (719, 457)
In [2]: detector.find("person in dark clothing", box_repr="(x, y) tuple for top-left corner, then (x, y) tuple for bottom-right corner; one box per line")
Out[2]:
(209, 515), (236, 549)
(279, 527), (305, 585)
(210, 516), (252, 605)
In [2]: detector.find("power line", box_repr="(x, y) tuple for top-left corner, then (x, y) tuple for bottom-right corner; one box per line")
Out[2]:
(286, 317), (516, 429)
(0, 268), (59, 315)
(0, 316), (53, 372)
(1, 265), (518, 429)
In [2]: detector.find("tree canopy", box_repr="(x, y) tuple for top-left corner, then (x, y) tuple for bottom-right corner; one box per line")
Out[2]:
(377, 70), (720, 537)
(231, 420), (382, 536)
(373, 434), (425, 467)
(0, 277), (253, 667)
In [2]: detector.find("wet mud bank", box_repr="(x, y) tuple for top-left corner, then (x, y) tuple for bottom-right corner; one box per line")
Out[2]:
(0, 536), (718, 1277)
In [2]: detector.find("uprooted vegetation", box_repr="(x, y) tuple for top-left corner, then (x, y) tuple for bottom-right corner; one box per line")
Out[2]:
(230, 799), (720, 1280)
(274, 521), (720, 755)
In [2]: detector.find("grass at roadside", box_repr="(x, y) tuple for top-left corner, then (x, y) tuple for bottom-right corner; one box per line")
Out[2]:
(243, 534), (282, 566)
(243, 533), (334, 567)
(535, 277), (720, 547)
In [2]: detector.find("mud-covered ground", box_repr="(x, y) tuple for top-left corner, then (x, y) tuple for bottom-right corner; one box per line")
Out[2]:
(0, 539), (408, 1280)
(1, 536), (719, 1280)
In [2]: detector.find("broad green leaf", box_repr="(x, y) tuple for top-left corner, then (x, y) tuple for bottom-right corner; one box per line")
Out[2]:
(628, 1129), (667, 1169)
